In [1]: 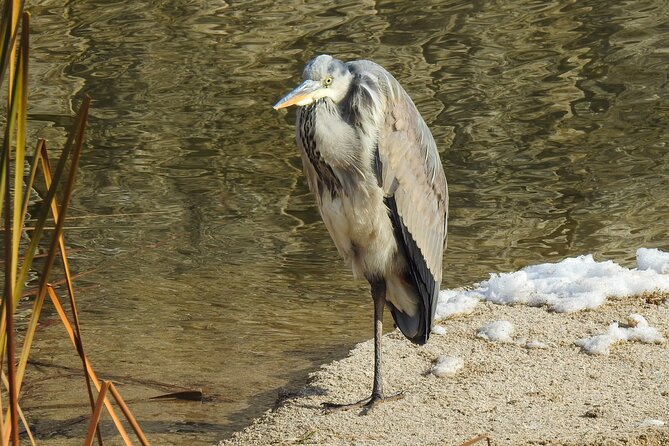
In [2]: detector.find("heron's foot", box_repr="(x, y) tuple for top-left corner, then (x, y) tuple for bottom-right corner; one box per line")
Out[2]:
(322, 391), (404, 415)
(360, 392), (404, 415)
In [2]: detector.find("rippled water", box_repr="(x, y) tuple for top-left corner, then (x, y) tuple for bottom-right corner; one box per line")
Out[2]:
(18, 0), (669, 444)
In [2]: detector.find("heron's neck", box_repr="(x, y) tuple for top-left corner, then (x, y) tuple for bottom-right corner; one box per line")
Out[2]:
(311, 101), (360, 170)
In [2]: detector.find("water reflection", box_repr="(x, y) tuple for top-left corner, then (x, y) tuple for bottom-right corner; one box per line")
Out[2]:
(20, 0), (669, 444)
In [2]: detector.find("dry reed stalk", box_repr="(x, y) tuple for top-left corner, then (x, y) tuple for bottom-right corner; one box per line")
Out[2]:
(458, 434), (492, 446)
(0, 2), (151, 444)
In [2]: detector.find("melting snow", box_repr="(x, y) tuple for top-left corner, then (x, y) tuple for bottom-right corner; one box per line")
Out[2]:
(432, 248), (669, 359)
(431, 356), (464, 377)
(431, 325), (446, 335)
(525, 340), (548, 349)
(638, 419), (665, 428)
(478, 320), (514, 343)
(576, 314), (665, 355)
(637, 248), (669, 274)
(436, 248), (669, 314)
(435, 290), (479, 320)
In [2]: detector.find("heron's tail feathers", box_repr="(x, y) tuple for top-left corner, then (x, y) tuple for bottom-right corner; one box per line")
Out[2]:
(385, 274), (430, 345)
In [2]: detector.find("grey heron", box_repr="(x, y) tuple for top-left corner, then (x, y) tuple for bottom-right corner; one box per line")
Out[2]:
(274, 54), (448, 414)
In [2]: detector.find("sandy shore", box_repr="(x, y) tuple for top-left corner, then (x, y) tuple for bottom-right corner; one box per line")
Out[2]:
(219, 293), (668, 446)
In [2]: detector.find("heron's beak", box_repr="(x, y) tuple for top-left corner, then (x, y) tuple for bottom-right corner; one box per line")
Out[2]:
(273, 80), (321, 110)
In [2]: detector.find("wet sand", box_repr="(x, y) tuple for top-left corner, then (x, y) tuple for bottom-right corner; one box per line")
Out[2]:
(218, 294), (669, 446)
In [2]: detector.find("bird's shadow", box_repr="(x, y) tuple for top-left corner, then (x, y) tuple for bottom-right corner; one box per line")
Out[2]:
(273, 384), (328, 411)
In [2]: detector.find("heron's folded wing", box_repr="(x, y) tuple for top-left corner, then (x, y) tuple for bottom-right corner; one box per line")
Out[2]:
(377, 86), (448, 325)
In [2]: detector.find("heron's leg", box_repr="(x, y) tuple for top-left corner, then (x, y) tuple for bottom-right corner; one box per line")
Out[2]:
(322, 280), (403, 415)
(360, 280), (403, 414)
(370, 280), (385, 396)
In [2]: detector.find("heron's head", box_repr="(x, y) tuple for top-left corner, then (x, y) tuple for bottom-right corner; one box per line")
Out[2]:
(273, 55), (353, 110)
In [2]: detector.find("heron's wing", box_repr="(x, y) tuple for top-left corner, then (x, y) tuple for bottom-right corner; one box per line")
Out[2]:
(376, 77), (448, 341)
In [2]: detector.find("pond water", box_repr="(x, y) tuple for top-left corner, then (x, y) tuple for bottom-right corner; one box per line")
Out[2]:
(18, 0), (669, 444)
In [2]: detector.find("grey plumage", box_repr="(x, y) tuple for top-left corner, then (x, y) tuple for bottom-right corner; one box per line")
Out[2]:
(274, 54), (448, 413)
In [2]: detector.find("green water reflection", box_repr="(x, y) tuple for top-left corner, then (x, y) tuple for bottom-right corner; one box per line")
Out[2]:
(19, 0), (669, 444)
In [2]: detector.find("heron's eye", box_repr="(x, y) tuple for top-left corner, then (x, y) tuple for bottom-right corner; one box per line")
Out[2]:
(324, 77), (333, 86)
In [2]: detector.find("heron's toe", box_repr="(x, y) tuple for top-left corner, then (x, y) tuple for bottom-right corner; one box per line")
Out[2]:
(360, 391), (404, 415)
(321, 396), (367, 413)
(322, 392), (404, 415)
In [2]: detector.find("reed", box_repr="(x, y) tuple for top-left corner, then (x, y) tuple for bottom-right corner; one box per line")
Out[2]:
(0, 1), (149, 444)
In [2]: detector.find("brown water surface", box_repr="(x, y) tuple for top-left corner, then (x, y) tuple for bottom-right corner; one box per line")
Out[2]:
(19, 0), (669, 444)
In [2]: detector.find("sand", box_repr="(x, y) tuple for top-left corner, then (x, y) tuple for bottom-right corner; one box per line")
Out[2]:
(218, 294), (669, 446)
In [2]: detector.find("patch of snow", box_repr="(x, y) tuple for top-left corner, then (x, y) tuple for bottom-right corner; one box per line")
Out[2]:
(431, 356), (464, 377)
(637, 248), (669, 274)
(478, 320), (514, 343)
(638, 419), (665, 428)
(525, 340), (548, 349)
(435, 290), (479, 321)
(431, 325), (446, 335)
(576, 314), (665, 355)
(468, 252), (669, 313)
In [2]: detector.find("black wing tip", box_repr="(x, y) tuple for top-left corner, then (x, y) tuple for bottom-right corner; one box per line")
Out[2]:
(384, 195), (440, 345)
(408, 331), (430, 345)
(388, 304), (432, 345)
